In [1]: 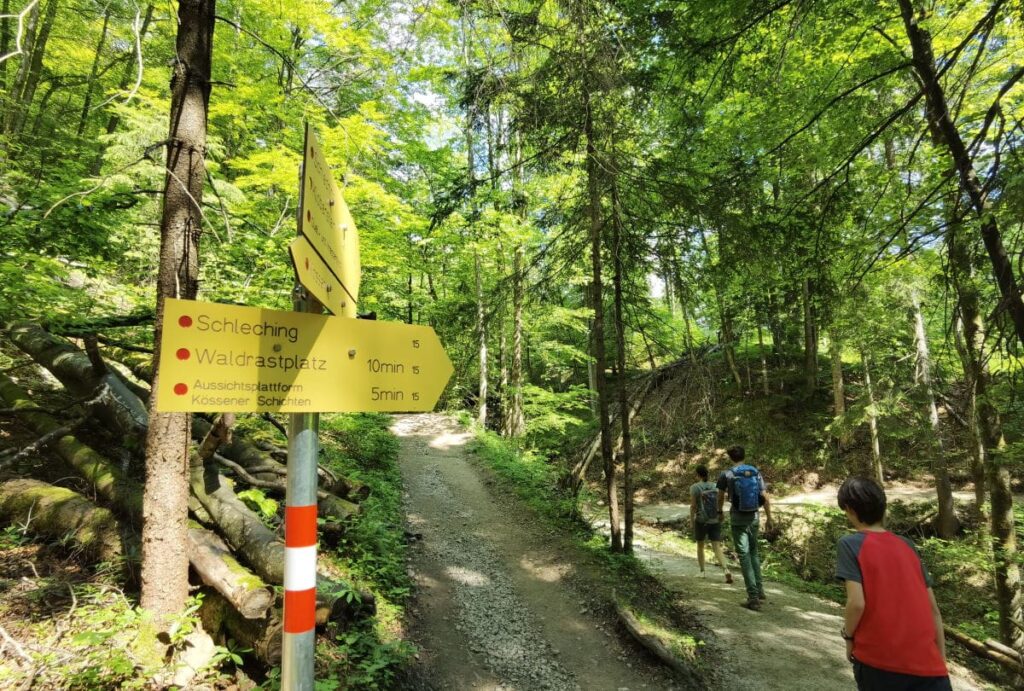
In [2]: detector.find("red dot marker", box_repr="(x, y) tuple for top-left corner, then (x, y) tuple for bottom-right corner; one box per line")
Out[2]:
(178, 315), (192, 328)
(174, 383), (188, 396)
(176, 348), (190, 361)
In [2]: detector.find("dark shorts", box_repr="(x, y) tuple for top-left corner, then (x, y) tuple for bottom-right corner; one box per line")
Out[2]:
(694, 520), (722, 542)
(853, 661), (952, 691)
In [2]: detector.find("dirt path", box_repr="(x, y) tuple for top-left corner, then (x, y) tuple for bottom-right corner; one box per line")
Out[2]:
(596, 508), (984, 691)
(394, 414), (677, 691)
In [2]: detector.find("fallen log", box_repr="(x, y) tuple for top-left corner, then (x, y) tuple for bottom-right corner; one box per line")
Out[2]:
(101, 345), (153, 383)
(33, 339), (372, 619)
(945, 626), (1024, 674)
(212, 453), (358, 525)
(200, 590), (283, 666)
(188, 527), (273, 620)
(0, 374), (275, 619)
(8, 323), (148, 443)
(190, 460), (287, 584)
(0, 373), (142, 517)
(0, 479), (124, 563)
(189, 460), (373, 622)
(614, 600), (699, 682)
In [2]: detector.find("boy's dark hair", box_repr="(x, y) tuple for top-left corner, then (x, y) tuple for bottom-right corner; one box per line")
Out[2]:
(695, 465), (709, 481)
(726, 445), (745, 462)
(837, 476), (887, 524)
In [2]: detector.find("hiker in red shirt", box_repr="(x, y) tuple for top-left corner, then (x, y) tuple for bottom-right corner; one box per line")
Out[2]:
(835, 476), (951, 691)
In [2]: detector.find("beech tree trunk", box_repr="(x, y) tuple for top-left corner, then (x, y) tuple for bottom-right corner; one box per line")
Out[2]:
(8, 323), (148, 443)
(187, 528), (273, 619)
(803, 278), (817, 393)
(911, 294), (958, 538)
(829, 333), (848, 447)
(76, 7), (110, 137)
(758, 325), (769, 395)
(898, 0), (1024, 349)
(861, 350), (883, 484)
(947, 202), (988, 527)
(142, 0), (215, 622)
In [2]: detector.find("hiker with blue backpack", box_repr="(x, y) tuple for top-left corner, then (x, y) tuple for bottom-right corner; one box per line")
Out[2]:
(716, 445), (774, 610)
(689, 465), (734, 583)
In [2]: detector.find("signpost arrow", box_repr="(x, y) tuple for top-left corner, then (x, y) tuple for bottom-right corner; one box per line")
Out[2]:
(298, 124), (360, 310)
(154, 298), (453, 414)
(289, 235), (354, 319)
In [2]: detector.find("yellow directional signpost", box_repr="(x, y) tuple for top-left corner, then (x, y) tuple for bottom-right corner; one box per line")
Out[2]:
(298, 124), (359, 315)
(155, 124), (436, 691)
(289, 235), (352, 318)
(154, 298), (453, 413)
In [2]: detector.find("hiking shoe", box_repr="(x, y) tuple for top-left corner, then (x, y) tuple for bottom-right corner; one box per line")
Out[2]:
(742, 598), (762, 611)
(757, 592), (768, 603)
(725, 573), (734, 584)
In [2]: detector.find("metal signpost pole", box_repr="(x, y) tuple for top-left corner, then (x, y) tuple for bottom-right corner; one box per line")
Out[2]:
(281, 328), (319, 690)
(282, 123), (320, 690)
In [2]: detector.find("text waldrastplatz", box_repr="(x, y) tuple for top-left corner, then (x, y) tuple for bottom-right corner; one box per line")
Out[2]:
(154, 298), (453, 413)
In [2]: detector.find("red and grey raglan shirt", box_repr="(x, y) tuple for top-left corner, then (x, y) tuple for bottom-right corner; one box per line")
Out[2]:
(835, 531), (948, 677)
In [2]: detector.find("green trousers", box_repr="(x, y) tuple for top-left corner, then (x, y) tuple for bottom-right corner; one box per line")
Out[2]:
(730, 520), (764, 600)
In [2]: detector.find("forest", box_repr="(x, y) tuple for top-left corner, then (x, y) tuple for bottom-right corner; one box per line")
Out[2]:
(0, 0), (1023, 688)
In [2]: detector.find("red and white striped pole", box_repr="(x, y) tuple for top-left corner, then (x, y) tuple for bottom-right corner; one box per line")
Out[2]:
(282, 407), (319, 689)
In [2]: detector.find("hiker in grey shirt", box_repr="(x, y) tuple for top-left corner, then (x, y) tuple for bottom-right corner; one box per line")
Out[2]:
(689, 465), (734, 583)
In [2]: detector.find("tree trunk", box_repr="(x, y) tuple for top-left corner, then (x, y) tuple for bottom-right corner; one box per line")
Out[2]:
(2, 0), (41, 136)
(200, 591), (283, 666)
(0, 0), (10, 93)
(475, 251), (488, 427)
(985, 411), (1024, 653)
(100, 4), (155, 141)
(505, 243), (526, 436)
(911, 293), (958, 538)
(141, 0), (215, 622)
(803, 278), (817, 393)
(898, 0), (1024, 349)
(76, 7), (110, 137)
(698, 228), (741, 388)
(584, 88), (620, 552)
(758, 325), (769, 395)
(611, 183), (633, 552)
(0, 479), (124, 563)
(829, 333), (849, 446)
(504, 128), (526, 437)
(861, 350), (883, 484)
(947, 205), (988, 527)
(188, 455), (372, 623)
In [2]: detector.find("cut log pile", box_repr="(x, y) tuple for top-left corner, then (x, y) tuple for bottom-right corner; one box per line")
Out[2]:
(0, 322), (376, 664)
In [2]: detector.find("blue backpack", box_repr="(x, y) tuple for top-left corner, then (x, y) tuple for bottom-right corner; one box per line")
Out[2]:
(731, 464), (761, 512)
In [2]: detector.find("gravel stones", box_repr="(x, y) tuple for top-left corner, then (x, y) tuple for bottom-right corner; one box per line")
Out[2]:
(412, 461), (578, 689)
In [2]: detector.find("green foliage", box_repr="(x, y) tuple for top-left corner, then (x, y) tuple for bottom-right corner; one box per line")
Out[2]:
(237, 488), (279, 522)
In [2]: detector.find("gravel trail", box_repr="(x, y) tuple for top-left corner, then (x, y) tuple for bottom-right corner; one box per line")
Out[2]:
(394, 414), (674, 691)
